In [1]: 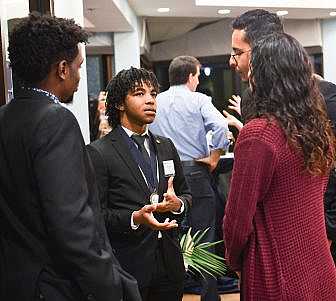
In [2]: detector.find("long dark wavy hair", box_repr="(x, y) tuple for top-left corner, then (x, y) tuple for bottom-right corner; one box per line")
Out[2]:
(105, 67), (159, 128)
(247, 32), (335, 175)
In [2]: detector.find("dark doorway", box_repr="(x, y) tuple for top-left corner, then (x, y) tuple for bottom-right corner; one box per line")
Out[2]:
(29, 0), (54, 16)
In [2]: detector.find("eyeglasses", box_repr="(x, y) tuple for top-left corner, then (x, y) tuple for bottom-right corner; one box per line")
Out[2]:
(230, 49), (251, 64)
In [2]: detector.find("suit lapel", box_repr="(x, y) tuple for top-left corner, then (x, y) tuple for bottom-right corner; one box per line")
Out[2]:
(149, 132), (166, 197)
(109, 127), (150, 195)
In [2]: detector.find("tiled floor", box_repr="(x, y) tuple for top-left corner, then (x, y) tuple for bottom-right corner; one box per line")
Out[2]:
(183, 293), (240, 301)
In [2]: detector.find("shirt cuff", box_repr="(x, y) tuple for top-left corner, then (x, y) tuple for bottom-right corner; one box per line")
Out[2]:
(171, 198), (185, 214)
(131, 212), (140, 230)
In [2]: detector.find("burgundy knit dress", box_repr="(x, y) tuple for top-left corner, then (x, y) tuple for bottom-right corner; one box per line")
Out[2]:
(224, 118), (336, 300)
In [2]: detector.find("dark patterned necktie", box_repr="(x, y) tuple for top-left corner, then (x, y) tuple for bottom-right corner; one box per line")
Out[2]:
(131, 134), (151, 167)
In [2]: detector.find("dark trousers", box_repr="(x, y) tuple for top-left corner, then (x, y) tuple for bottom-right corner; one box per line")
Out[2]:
(140, 240), (183, 301)
(182, 163), (219, 301)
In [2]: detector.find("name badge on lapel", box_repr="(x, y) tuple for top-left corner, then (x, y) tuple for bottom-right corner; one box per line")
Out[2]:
(163, 160), (175, 177)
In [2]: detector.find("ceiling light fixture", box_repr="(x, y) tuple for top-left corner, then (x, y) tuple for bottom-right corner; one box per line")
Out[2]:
(217, 9), (231, 15)
(330, 11), (336, 16)
(276, 10), (288, 16)
(157, 7), (170, 13)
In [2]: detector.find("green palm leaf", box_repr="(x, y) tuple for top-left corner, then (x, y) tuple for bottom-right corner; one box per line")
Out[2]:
(180, 227), (228, 278)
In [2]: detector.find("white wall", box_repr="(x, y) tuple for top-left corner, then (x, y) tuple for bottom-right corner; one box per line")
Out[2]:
(322, 19), (336, 83)
(54, 0), (90, 143)
(150, 18), (233, 62)
(150, 18), (323, 62)
(1, 0), (29, 20)
(0, 0), (30, 102)
(285, 19), (322, 47)
(88, 32), (114, 48)
(113, 0), (140, 72)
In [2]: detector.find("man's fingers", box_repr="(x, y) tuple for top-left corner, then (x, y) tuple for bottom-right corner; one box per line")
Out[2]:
(232, 95), (241, 102)
(223, 110), (230, 117)
(143, 204), (157, 213)
(155, 201), (175, 213)
(228, 99), (238, 105)
(157, 220), (178, 230)
(167, 176), (174, 191)
(155, 202), (167, 212)
(228, 105), (239, 113)
(146, 214), (178, 230)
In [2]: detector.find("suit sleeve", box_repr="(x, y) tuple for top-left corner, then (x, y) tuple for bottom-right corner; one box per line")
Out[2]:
(324, 169), (336, 241)
(320, 80), (336, 130)
(32, 106), (140, 301)
(319, 81), (336, 241)
(86, 143), (135, 233)
(223, 127), (276, 271)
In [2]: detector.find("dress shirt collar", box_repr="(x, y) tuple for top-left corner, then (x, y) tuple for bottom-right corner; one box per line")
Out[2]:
(121, 125), (149, 138)
(170, 84), (191, 92)
(23, 87), (60, 104)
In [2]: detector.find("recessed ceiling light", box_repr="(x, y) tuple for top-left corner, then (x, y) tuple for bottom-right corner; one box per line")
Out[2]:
(217, 9), (231, 15)
(330, 11), (336, 16)
(157, 7), (170, 13)
(276, 10), (288, 16)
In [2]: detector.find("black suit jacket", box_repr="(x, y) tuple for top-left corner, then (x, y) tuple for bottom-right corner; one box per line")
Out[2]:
(319, 80), (336, 243)
(87, 126), (191, 288)
(0, 90), (140, 301)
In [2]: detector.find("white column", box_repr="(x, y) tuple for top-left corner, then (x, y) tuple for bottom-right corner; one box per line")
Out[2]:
(113, 0), (141, 73)
(0, 0), (30, 102)
(54, 0), (90, 144)
(322, 19), (336, 84)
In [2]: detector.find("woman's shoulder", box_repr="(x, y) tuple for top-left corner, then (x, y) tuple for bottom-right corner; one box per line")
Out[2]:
(239, 118), (284, 145)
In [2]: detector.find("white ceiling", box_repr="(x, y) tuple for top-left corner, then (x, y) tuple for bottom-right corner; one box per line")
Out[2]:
(128, 0), (336, 19)
(84, 0), (336, 42)
(84, 0), (133, 32)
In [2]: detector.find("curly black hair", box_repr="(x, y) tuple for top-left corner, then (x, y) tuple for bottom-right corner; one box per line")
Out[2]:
(8, 13), (89, 86)
(232, 9), (284, 47)
(248, 32), (335, 175)
(105, 67), (159, 128)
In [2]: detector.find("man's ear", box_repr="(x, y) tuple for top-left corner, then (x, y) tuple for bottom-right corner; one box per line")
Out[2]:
(187, 72), (193, 83)
(57, 60), (69, 80)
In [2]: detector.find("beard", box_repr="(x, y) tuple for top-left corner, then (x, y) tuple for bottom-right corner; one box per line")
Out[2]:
(61, 93), (74, 104)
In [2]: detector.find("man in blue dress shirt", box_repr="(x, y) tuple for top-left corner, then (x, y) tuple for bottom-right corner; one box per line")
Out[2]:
(150, 55), (230, 301)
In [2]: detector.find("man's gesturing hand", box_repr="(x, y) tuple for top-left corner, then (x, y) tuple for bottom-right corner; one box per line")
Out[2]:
(227, 95), (241, 115)
(133, 203), (178, 230)
(156, 177), (182, 213)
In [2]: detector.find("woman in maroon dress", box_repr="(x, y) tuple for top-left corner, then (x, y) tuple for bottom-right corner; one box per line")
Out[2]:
(224, 32), (336, 300)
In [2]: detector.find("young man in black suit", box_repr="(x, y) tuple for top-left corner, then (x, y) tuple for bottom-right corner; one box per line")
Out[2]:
(87, 67), (192, 301)
(0, 14), (140, 301)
